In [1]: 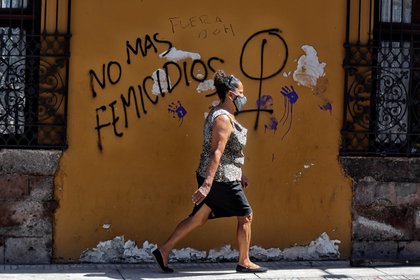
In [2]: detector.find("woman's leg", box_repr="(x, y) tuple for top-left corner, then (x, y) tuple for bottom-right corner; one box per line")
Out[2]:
(237, 212), (260, 269)
(158, 204), (212, 266)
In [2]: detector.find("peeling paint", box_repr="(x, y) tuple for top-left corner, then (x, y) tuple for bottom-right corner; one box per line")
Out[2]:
(196, 78), (215, 93)
(80, 236), (155, 263)
(293, 45), (326, 89)
(159, 47), (201, 62)
(250, 246), (282, 261)
(282, 232), (340, 260)
(123, 240), (155, 263)
(207, 245), (239, 262)
(151, 69), (171, 95)
(304, 162), (315, 169)
(170, 247), (207, 262)
(204, 100), (220, 118)
(282, 71), (292, 78)
(80, 232), (340, 263)
(102, 224), (111, 230)
(211, 100), (220, 107)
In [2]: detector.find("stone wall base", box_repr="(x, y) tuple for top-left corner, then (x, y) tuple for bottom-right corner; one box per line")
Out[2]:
(0, 150), (61, 264)
(341, 157), (420, 266)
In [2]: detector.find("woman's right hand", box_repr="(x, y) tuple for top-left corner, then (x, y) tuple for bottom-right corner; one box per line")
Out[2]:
(193, 114), (230, 205)
(192, 185), (211, 205)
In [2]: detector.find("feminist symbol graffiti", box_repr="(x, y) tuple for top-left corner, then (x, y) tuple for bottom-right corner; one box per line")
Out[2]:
(239, 28), (288, 129)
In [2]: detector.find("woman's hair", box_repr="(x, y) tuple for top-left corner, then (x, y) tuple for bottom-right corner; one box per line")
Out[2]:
(213, 70), (241, 101)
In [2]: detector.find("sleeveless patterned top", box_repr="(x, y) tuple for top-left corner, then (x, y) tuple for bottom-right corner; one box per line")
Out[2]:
(197, 107), (248, 182)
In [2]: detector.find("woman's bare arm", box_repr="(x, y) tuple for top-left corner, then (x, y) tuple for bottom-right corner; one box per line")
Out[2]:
(192, 115), (232, 205)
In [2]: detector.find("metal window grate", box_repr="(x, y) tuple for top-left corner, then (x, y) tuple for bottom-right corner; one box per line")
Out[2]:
(342, 0), (420, 156)
(0, 0), (71, 149)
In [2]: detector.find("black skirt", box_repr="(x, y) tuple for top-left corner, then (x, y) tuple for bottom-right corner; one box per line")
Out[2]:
(190, 173), (253, 219)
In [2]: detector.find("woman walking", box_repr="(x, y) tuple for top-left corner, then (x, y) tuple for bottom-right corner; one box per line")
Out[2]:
(152, 70), (268, 274)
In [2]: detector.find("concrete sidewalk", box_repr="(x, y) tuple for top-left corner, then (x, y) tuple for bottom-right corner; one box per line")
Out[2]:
(1, 261), (420, 279)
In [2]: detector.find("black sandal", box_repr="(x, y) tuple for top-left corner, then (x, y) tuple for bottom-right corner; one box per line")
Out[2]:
(152, 248), (174, 273)
(236, 264), (268, 273)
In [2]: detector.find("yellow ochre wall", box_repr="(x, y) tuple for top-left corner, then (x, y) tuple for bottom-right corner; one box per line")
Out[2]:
(54, 0), (352, 261)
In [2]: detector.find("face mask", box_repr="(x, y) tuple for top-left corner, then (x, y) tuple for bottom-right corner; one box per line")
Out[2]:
(233, 94), (247, 112)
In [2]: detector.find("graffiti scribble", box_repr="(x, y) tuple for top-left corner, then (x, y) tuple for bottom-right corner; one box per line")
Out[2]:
(168, 101), (187, 127)
(279, 85), (298, 139)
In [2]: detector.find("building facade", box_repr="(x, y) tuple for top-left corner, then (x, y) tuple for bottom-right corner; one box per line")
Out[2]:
(0, 0), (418, 264)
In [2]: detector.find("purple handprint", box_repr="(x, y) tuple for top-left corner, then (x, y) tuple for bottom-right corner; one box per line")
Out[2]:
(281, 85), (298, 104)
(168, 101), (187, 127)
(279, 85), (299, 139)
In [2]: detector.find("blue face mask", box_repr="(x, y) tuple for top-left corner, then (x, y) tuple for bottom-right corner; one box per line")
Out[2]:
(233, 94), (247, 112)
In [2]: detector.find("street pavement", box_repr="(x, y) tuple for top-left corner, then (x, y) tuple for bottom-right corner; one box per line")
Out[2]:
(1, 261), (420, 279)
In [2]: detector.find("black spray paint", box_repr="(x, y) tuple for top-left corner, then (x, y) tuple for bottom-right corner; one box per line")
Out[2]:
(89, 33), (225, 150)
(239, 28), (288, 129)
(89, 28), (288, 150)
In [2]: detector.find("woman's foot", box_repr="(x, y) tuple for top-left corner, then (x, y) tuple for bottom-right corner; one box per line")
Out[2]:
(152, 248), (174, 273)
(158, 247), (171, 266)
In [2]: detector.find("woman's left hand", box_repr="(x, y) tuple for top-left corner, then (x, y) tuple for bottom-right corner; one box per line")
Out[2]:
(241, 174), (249, 188)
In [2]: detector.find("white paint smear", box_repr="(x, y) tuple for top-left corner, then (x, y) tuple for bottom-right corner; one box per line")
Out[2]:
(355, 216), (403, 238)
(204, 100), (220, 119)
(293, 45), (326, 88)
(195, 74), (215, 93)
(80, 232), (340, 263)
(304, 163), (315, 169)
(282, 71), (292, 78)
(151, 69), (171, 96)
(196, 79), (215, 93)
(211, 100), (220, 107)
(102, 224), (111, 230)
(159, 47), (201, 62)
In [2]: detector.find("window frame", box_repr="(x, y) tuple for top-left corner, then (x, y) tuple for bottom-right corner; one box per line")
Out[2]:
(0, 0), (71, 149)
(341, 0), (420, 156)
